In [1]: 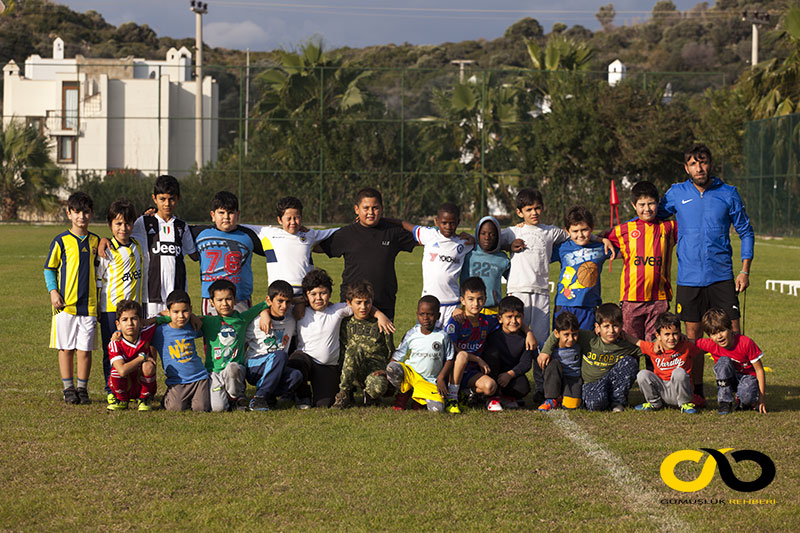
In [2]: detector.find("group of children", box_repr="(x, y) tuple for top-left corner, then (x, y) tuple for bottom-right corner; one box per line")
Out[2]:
(45, 172), (767, 415)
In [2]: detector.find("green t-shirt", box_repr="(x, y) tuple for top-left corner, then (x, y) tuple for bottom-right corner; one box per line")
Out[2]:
(542, 329), (641, 384)
(201, 301), (267, 373)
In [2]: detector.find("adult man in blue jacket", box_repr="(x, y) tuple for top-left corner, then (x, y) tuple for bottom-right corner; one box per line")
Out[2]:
(659, 144), (754, 406)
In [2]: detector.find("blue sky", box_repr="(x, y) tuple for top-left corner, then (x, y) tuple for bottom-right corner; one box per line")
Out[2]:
(58, 1), (703, 51)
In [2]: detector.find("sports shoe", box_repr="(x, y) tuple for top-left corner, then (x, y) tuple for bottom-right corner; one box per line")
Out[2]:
(445, 399), (461, 414)
(635, 402), (659, 411)
(106, 392), (116, 405)
(296, 397), (312, 410)
(363, 394), (380, 407)
(611, 404), (625, 413)
(393, 390), (411, 411)
(107, 399), (129, 411)
(332, 391), (353, 409)
(486, 397), (503, 412)
(77, 388), (91, 405)
(234, 397), (249, 411)
(692, 394), (706, 409)
(538, 398), (560, 412)
(137, 398), (152, 412)
(249, 396), (270, 412)
(680, 402), (698, 414)
(500, 396), (519, 409)
(63, 387), (79, 405)
(718, 401), (733, 415)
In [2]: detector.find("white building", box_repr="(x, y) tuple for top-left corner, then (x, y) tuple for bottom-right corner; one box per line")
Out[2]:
(608, 59), (627, 86)
(2, 37), (218, 181)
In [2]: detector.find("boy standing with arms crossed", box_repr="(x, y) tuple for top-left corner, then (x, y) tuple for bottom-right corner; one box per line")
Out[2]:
(44, 192), (100, 404)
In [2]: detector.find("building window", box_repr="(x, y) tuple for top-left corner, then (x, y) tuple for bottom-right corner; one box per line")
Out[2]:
(57, 136), (75, 163)
(26, 116), (44, 135)
(62, 81), (79, 130)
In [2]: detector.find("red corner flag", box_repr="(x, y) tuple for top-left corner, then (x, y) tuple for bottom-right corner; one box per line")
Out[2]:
(609, 180), (620, 272)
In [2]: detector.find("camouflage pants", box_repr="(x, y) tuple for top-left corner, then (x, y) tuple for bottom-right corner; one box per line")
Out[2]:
(339, 344), (389, 400)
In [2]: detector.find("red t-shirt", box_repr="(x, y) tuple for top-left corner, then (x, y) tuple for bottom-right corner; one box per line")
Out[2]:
(639, 339), (700, 381)
(108, 323), (157, 379)
(695, 335), (763, 377)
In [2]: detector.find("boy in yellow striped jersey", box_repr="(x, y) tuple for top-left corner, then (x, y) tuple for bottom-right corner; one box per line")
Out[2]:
(97, 200), (144, 403)
(44, 192), (100, 405)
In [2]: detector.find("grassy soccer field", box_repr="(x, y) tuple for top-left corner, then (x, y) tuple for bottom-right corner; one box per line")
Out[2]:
(0, 223), (798, 531)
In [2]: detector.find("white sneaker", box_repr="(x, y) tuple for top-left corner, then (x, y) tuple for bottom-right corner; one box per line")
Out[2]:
(296, 397), (312, 410)
(486, 397), (503, 412)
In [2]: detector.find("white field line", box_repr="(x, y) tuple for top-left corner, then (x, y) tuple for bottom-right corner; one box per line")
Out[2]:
(755, 242), (800, 250)
(547, 410), (690, 533)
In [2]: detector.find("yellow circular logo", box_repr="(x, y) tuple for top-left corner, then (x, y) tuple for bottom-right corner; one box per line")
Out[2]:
(660, 448), (733, 492)
(676, 303), (682, 314)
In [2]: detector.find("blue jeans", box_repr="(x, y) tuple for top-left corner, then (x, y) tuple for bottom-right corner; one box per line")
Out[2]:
(582, 356), (638, 411)
(714, 357), (758, 405)
(245, 350), (302, 398)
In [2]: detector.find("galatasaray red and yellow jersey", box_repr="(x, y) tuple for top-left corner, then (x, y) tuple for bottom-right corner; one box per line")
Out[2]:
(608, 219), (676, 302)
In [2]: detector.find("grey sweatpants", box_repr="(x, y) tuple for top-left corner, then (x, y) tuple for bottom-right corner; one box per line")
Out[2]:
(210, 362), (246, 412)
(637, 367), (692, 408)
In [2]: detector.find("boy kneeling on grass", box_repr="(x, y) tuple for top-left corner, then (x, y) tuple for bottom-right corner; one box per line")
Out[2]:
(333, 281), (394, 409)
(150, 290), (211, 412)
(289, 269), (393, 409)
(386, 296), (460, 413)
(630, 312), (701, 414)
(536, 311), (583, 411)
(696, 308), (766, 415)
(107, 300), (158, 412)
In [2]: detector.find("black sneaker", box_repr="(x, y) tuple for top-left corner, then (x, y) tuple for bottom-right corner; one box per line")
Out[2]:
(235, 397), (250, 411)
(63, 387), (79, 404)
(77, 388), (91, 405)
(718, 401), (733, 415)
(248, 396), (270, 412)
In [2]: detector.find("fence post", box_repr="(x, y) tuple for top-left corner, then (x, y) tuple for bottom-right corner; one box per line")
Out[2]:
(158, 64), (162, 176)
(319, 65), (324, 224)
(400, 67), (405, 216)
(480, 68), (487, 219)
(238, 64), (244, 216)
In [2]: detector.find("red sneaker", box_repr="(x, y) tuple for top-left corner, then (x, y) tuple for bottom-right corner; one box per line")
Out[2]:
(692, 394), (706, 409)
(393, 390), (412, 411)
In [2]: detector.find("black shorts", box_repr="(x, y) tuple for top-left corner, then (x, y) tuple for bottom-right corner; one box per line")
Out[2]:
(676, 279), (740, 323)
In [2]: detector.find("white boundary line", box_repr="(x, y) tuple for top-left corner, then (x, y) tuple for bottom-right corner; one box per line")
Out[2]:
(547, 410), (691, 533)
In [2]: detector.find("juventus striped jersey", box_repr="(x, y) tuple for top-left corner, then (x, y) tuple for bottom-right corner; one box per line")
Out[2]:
(97, 237), (143, 313)
(44, 230), (100, 316)
(132, 214), (196, 305)
(608, 218), (677, 302)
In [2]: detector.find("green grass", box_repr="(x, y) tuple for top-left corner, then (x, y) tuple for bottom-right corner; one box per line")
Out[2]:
(1, 223), (799, 531)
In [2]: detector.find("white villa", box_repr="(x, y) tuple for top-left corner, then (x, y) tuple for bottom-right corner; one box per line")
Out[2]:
(2, 37), (218, 181)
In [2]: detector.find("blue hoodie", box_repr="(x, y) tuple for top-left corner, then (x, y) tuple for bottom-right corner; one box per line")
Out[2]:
(658, 177), (754, 287)
(460, 216), (511, 308)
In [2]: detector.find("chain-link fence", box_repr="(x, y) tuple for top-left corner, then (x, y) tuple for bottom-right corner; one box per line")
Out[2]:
(3, 60), (731, 225)
(730, 113), (800, 237)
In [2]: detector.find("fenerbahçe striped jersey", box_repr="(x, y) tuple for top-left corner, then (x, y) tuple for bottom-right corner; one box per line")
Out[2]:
(44, 230), (100, 316)
(132, 214), (196, 305)
(608, 218), (677, 302)
(96, 237), (143, 313)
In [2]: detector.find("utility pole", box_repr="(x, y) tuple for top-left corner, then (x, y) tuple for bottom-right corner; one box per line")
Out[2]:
(190, 1), (208, 168)
(450, 59), (475, 83)
(741, 10), (771, 68)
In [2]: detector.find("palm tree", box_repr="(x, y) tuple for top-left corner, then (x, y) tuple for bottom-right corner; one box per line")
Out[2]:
(740, 6), (800, 119)
(0, 120), (62, 220)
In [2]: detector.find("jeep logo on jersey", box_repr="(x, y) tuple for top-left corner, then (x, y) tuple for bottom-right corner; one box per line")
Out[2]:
(151, 242), (182, 255)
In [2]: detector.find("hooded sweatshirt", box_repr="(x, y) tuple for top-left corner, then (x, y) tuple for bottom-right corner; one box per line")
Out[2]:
(460, 216), (511, 308)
